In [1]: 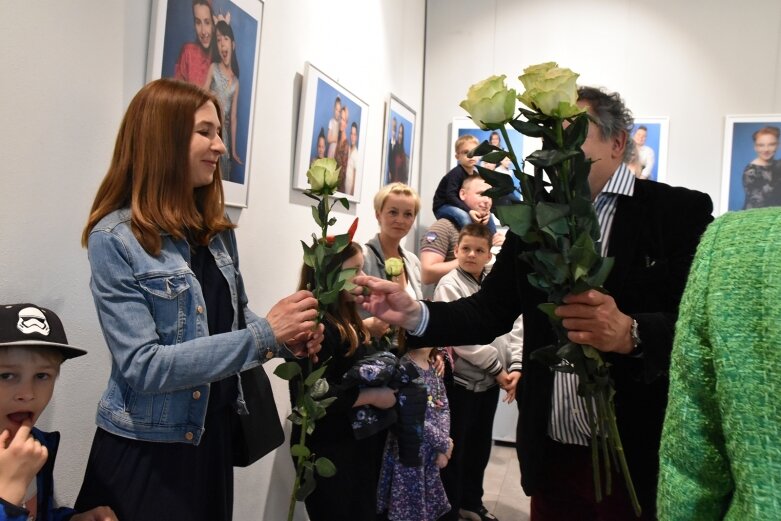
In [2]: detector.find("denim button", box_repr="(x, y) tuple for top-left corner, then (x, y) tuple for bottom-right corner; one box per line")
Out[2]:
(185, 432), (194, 441)
(192, 390), (201, 400)
(265, 351), (274, 360)
(196, 305), (204, 314)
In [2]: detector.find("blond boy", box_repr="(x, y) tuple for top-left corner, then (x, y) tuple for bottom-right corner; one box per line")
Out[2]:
(0, 304), (116, 521)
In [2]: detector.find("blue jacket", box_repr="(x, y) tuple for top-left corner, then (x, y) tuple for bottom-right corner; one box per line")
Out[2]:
(87, 209), (286, 444)
(0, 428), (74, 521)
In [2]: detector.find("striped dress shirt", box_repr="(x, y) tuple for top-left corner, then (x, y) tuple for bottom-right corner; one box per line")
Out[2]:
(548, 163), (635, 446)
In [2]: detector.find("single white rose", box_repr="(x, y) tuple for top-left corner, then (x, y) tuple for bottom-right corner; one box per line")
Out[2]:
(460, 75), (517, 130)
(518, 62), (585, 118)
(306, 158), (340, 194)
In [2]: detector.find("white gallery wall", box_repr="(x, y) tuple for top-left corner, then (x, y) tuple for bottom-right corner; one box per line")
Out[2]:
(419, 0), (781, 228)
(0, 1), (425, 519)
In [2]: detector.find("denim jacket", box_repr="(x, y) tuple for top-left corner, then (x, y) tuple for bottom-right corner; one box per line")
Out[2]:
(87, 209), (284, 444)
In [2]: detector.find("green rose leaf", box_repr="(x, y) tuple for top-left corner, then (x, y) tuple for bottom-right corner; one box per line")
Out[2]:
(301, 240), (316, 268)
(481, 150), (509, 163)
(291, 444), (311, 458)
(470, 140), (498, 157)
(274, 361), (302, 381)
(295, 467), (317, 500)
(537, 302), (561, 322)
(586, 257), (615, 288)
(526, 149), (580, 168)
(536, 202), (570, 228)
(563, 113), (590, 150)
(304, 365), (328, 387)
(509, 118), (557, 142)
(460, 75), (517, 130)
(495, 204), (533, 236)
(475, 165), (514, 187)
(315, 457), (337, 478)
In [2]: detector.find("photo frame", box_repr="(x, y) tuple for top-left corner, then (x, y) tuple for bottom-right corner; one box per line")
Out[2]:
(293, 63), (369, 202)
(629, 117), (669, 183)
(720, 115), (781, 214)
(147, 0), (264, 208)
(449, 118), (531, 171)
(381, 95), (417, 188)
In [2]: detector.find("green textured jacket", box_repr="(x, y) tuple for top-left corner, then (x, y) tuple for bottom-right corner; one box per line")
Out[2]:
(658, 207), (781, 520)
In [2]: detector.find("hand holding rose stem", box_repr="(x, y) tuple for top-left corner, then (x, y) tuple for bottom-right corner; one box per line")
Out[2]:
(459, 64), (640, 515)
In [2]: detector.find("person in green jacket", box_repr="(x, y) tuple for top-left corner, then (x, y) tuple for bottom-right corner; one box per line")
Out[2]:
(658, 207), (781, 520)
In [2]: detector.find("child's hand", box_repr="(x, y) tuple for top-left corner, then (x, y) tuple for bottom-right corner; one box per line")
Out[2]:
(0, 422), (48, 506)
(363, 317), (390, 339)
(432, 350), (447, 377)
(435, 452), (449, 469)
(495, 369), (511, 389)
(71, 506), (118, 521)
(502, 371), (522, 404)
(356, 387), (397, 409)
(446, 437), (454, 460)
(468, 209), (489, 225)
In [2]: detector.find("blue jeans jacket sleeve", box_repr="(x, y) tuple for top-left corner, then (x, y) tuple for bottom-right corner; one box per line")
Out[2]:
(87, 228), (280, 394)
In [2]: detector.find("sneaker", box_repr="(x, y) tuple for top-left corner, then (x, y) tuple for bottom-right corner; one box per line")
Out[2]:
(459, 507), (499, 521)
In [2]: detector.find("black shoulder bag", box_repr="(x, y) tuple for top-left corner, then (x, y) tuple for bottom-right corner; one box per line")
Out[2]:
(223, 232), (285, 467)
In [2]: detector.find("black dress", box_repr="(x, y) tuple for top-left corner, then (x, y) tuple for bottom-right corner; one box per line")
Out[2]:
(76, 245), (237, 521)
(289, 321), (386, 521)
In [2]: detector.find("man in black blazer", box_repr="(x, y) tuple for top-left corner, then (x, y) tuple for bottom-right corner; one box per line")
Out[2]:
(356, 86), (713, 520)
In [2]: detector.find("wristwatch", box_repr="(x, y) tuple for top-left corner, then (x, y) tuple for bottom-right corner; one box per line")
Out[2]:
(630, 319), (642, 355)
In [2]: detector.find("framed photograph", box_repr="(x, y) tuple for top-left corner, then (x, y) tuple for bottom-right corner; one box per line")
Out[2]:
(147, 0), (263, 207)
(381, 95), (417, 187)
(628, 117), (669, 182)
(449, 118), (529, 171)
(449, 118), (532, 203)
(293, 63), (369, 202)
(720, 115), (781, 213)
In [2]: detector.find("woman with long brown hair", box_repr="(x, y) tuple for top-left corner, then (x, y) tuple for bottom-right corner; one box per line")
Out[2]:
(74, 78), (322, 521)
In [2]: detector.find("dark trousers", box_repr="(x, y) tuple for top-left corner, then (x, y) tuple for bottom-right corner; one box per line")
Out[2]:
(530, 438), (655, 521)
(439, 383), (500, 520)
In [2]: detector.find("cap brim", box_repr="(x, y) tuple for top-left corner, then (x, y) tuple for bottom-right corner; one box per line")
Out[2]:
(0, 340), (87, 360)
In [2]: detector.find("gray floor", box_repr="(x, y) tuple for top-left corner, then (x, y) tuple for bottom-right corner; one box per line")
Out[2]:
(480, 443), (531, 520)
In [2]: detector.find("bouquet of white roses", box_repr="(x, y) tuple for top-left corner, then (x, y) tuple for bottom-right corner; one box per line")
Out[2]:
(460, 63), (640, 516)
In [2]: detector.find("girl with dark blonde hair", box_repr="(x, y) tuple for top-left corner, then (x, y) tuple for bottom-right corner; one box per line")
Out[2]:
(290, 241), (397, 520)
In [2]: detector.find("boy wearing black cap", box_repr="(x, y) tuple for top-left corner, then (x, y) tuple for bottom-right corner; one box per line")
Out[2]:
(0, 304), (116, 521)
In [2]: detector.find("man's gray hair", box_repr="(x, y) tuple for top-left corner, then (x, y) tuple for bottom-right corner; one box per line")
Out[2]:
(577, 86), (635, 163)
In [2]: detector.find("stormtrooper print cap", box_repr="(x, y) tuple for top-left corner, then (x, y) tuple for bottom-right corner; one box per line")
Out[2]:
(0, 304), (87, 360)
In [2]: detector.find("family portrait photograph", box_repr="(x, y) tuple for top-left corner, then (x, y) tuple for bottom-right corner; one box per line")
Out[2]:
(294, 63), (369, 202)
(721, 115), (781, 213)
(147, 0), (263, 207)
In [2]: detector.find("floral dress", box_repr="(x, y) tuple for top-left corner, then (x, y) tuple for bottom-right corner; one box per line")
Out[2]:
(377, 354), (451, 521)
(742, 160), (781, 209)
